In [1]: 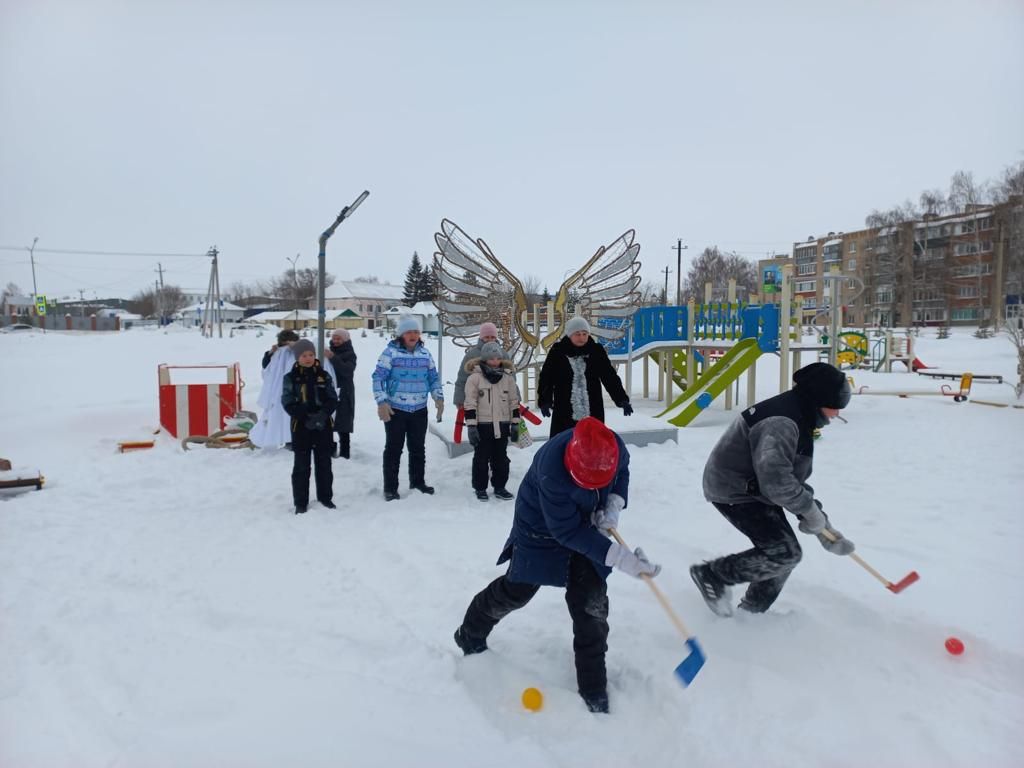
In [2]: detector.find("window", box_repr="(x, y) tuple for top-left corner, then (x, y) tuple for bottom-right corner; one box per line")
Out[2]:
(957, 285), (979, 298)
(952, 307), (979, 321)
(875, 285), (893, 303)
(795, 246), (817, 264)
(796, 280), (816, 293)
(848, 242), (857, 253)
(847, 259), (857, 270)
(914, 287), (941, 302)
(376, 305), (382, 312)
(358, 303), (364, 312)
(951, 263), (993, 278)
(979, 216), (994, 231)
(797, 263), (816, 276)
(801, 298), (817, 309)
(959, 221), (977, 235)
(954, 241), (992, 256)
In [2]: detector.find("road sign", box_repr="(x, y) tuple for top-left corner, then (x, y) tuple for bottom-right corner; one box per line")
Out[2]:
(35, 295), (47, 316)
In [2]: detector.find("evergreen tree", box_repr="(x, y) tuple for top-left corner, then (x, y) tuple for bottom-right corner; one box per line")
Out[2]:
(416, 262), (437, 304)
(403, 252), (423, 307)
(541, 286), (551, 304)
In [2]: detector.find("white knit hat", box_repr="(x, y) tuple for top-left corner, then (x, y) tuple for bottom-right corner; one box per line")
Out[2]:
(565, 316), (590, 336)
(396, 315), (422, 336)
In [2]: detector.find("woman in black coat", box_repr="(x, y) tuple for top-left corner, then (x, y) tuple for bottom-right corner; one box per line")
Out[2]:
(326, 328), (358, 458)
(537, 317), (632, 437)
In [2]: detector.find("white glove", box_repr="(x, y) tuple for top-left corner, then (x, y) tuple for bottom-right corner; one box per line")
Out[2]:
(797, 499), (827, 535)
(591, 493), (625, 534)
(605, 542), (660, 579)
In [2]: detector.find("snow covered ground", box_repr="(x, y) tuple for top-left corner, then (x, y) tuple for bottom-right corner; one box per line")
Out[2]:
(1, 325), (1022, 767)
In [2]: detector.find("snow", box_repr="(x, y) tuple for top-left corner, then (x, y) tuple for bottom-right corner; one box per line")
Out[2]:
(1, 326), (1023, 767)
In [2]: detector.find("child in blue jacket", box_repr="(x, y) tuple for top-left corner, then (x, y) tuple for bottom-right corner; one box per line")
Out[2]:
(372, 315), (444, 501)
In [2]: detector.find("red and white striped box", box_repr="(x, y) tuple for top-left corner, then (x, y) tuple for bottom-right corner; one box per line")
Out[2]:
(158, 364), (243, 439)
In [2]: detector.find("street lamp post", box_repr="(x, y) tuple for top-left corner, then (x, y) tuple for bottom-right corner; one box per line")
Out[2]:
(286, 253), (300, 330)
(317, 190), (369, 360)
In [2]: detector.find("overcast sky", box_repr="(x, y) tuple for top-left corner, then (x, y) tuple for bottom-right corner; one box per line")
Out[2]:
(2, 0), (1022, 300)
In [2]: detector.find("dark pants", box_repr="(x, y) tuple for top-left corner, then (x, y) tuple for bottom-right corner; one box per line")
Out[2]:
(460, 553), (610, 696)
(383, 407), (428, 492)
(708, 501), (803, 612)
(472, 428), (509, 491)
(335, 431), (350, 459)
(292, 427), (334, 506)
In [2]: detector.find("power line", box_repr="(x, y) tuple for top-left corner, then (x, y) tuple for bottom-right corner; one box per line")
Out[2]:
(0, 245), (207, 258)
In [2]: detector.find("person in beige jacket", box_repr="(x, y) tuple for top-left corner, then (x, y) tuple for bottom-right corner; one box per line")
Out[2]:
(464, 342), (522, 501)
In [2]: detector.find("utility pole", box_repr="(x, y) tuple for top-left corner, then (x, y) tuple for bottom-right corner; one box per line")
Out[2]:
(673, 238), (688, 305)
(286, 253), (300, 329)
(202, 246), (222, 338)
(661, 265), (672, 305)
(27, 237), (39, 305)
(78, 289), (85, 317)
(154, 262), (165, 326)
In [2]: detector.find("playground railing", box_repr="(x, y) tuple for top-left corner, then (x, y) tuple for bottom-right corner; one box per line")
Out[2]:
(600, 303), (779, 356)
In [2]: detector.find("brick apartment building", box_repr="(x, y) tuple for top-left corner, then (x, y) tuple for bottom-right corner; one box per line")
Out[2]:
(759, 195), (1023, 328)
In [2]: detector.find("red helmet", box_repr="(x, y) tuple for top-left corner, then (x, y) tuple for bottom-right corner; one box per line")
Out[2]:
(564, 417), (620, 489)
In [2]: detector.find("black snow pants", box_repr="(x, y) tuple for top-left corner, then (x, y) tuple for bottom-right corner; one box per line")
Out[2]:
(383, 407), (428, 493)
(292, 426), (334, 507)
(708, 501), (803, 612)
(460, 552), (610, 696)
(471, 428), (510, 492)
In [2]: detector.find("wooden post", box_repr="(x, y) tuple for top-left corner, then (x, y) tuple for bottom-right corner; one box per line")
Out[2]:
(686, 299), (696, 390)
(725, 280), (738, 410)
(779, 265), (793, 392)
(704, 281), (713, 304)
(65, 314), (72, 331)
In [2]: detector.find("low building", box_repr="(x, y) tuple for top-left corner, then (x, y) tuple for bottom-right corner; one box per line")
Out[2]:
(246, 309), (363, 331)
(321, 281), (406, 329)
(178, 300), (246, 325)
(382, 302), (440, 335)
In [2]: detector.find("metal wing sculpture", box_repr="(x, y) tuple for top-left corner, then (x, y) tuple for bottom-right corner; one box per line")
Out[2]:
(433, 219), (641, 371)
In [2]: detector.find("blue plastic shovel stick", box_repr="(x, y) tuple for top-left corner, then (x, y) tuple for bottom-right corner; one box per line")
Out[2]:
(610, 529), (706, 686)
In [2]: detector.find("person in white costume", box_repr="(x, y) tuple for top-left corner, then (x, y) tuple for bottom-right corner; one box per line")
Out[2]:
(250, 332), (337, 448)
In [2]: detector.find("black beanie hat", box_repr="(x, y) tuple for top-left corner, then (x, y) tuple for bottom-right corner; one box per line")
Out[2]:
(793, 362), (851, 409)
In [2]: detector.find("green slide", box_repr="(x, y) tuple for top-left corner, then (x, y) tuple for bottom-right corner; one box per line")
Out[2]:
(659, 338), (763, 426)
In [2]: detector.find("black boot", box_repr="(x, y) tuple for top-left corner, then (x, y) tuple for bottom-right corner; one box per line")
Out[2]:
(493, 488), (514, 500)
(690, 562), (734, 617)
(580, 690), (609, 714)
(411, 483), (435, 495)
(475, 490), (489, 501)
(294, 504), (307, 515)
(339, 433), (350, 459)
(384, 490), (400, 502)
(320, 500), (336, 509)
(453, 626), (488, 655)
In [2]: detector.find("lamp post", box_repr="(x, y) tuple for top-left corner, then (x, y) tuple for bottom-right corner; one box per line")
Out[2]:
(317, 190), (369, 359)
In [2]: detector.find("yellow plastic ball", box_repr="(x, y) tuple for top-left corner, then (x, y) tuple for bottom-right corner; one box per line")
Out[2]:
(521, 687), (543, 712)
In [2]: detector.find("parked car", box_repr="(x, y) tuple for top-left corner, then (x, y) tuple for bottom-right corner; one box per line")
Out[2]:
(229, 321), (273, 337)
(0, 323), (38, 334)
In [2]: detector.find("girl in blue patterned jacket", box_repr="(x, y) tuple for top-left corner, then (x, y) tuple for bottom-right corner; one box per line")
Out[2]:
(372, 315), (444, 501)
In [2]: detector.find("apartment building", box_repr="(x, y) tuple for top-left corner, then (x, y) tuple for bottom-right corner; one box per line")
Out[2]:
(761, 195), (1022, 328)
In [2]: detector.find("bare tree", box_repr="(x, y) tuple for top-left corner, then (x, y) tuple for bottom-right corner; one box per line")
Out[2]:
(352, 275), (381, 284)
(521, 273), (543, 307)
(2, 282), (22, 314)
(270, 267), (334, 308)
(129, 284), (186, 317)
(683, 247), (757, 302)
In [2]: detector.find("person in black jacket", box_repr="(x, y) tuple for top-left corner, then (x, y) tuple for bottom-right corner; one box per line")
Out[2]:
(281, 339), (338, 514)
(690, 362), (854, 616)
(537, 316), (632, 437)
(325, 328), (357, 459)
(262, 329), (300, 369)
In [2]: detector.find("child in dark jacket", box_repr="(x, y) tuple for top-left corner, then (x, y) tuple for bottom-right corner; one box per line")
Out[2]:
(281, 339), (338, 514)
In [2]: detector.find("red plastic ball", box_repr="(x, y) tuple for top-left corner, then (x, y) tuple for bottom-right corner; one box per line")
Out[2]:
(944, 637), (965, 656)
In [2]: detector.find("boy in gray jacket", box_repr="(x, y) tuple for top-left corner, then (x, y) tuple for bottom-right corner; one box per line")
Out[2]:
(690, 362), (854, 616)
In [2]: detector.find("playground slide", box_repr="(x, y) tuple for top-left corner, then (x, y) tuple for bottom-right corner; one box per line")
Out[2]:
(659, 338), (763, 427)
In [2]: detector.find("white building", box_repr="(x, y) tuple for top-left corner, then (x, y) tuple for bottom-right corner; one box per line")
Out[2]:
(382, 302), (440, 335)
(177, 300), (246, 325)
(321, 281), (406, 329)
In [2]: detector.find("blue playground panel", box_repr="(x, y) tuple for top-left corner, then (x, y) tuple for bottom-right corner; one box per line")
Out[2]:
(600, 304), (780, 356)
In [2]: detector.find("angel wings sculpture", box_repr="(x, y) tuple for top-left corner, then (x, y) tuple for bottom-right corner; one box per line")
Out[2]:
(432, 219), (642, 371)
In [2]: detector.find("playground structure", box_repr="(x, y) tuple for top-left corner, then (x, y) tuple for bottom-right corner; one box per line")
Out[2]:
(158, 363), (244, 439)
